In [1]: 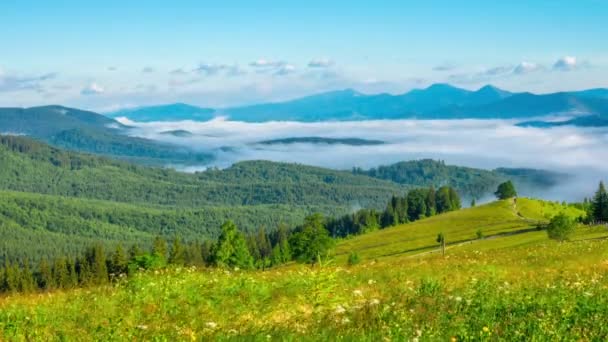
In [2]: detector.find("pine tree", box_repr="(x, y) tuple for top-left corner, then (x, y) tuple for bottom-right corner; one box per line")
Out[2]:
(184, 241), (204, 266)
(19, 260), (36, 293)
(86, 245), (108, 285)
(152, 236), (168, 262)
(426, 186), (437, 217)
(110, 244), (129, 276)
(591, 181), (608, 223)
(38, 257), (54, 290)
(448, 187), (461, 210)
(256, 228), (272, 260)
(67, 258), (78, 288)
(213, 221), (253, 269)
(169, 238), (186, 265)
(53, 257), (70, 289)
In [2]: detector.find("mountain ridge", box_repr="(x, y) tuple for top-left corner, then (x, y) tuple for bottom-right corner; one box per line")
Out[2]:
(101, 83), (608, 122)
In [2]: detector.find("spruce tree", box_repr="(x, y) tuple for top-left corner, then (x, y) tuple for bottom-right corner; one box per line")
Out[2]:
(213, 221), (253, 269)
(591, 181), (608, 223)
(53, 257), (70, 289)
(110, 245), (129, 276)
(426, 186), (437, 217)
(38, 257), (54, 290)
(152, 236), (168, 262)
(169, 238), (186, 265)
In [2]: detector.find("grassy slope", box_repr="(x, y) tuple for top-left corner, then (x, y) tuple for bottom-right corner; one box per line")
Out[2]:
(334, 198), (586, 262)
(1, 223), (607, 340)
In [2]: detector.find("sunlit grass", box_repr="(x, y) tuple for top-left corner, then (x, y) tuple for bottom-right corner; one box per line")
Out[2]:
(1, 199), (605, 341)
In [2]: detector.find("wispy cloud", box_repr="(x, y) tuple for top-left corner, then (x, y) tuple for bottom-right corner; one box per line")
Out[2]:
(308, 58), (334, 68)
(275, 64), (296, 76)
(169, 68), (188, 75)
(0, 70), (58, 92)
(80, 82), (105, 95)
(449, 61), (544, 83)
(193, 63), (246, 77)
(142, 66), (155, 73)
(249, 59), (286, 68)
(432, 63), (457, 72)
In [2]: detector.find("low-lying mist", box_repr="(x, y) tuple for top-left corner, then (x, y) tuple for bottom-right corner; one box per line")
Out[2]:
(116, 117), (608, 202)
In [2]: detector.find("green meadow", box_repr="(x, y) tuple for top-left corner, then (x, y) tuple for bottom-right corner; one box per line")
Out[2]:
(2, 199), (607, 341)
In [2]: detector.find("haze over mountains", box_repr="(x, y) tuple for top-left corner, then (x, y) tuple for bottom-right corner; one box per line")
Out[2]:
(108, 83), (608, 124)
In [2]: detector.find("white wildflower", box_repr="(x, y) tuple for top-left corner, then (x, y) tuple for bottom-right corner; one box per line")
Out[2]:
(353, 289), (363, 297)
(205, 322), (218, 329)
(335, 305), (346, 314)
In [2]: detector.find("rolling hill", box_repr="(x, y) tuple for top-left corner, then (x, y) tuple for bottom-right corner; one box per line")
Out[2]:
(352, 159), (568, 199)
(0, 105), (213, 164)
(334, 198), (586, 262)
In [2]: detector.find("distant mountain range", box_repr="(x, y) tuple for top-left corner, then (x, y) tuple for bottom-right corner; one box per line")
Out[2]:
(106, 83), (608, 124)
(109, 103), (215, 122)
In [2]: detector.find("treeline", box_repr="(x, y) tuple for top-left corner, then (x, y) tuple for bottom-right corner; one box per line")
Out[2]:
(0, 223), (291, 293)
(326, 186), (461, 237)
(0, 190), (326, 264)
(0, 186), (462, 294)
(576, 181), (608, 224)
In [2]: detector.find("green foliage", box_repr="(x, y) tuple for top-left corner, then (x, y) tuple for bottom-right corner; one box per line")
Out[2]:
(546, 213), (576, 241)
(495, 181), (517, 199)
(212, 221), (253, 269)
(290, 214), (334, 264)
(347, 251), (361, 266)
(0, 135), (403, 213)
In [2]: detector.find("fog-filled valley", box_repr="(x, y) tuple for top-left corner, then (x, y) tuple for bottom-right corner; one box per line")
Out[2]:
(118, 116), (608, 202)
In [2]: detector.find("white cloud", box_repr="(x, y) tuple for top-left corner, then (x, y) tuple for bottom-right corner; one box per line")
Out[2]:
(80, 82), (105, 95)
(553, 56), (578, 71)
(275, 64), (296, 76)
(513, 61), (542, 75)
(308, 58), (334, 68)
(249, 59), (286, 68)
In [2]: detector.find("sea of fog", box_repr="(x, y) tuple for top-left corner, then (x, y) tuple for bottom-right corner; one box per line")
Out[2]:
(116, 117), (608, 202)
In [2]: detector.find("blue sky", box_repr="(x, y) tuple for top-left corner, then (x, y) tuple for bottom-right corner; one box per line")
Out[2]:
(1, 0), (607, 110)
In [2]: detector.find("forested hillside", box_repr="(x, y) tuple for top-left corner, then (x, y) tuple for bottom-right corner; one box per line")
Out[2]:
(0, 190), (325, 263)
(353, 159), (566, 199)
(0, 135), (405, 209)
(0, 106), (212, 164)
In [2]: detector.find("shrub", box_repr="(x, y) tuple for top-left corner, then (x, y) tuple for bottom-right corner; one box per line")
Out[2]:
(547, 213), (576, 241)
(347, 251), (361, 266)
